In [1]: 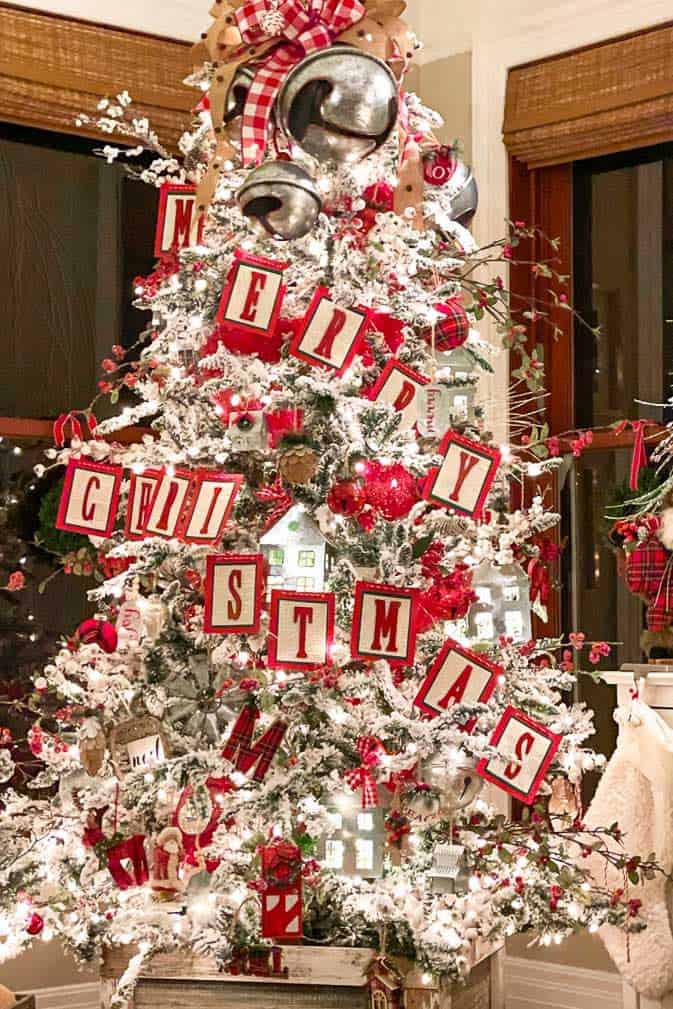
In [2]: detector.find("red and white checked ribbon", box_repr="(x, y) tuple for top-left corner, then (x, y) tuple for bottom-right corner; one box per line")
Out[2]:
(234, 0), (365, 165)
(256, 476), (294, 530)
(344, 736), (384, 808)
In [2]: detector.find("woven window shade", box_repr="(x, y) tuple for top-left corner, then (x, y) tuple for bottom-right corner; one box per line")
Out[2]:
(504, 20), (673, 166)
(0, 3), (194, 147)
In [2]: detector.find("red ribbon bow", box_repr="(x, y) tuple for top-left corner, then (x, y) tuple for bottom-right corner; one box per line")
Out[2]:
(53, 410), (97, 448)
(614, 419), (656, 491)
(256, 476), (294, 530)
(527, 557), (550, 605)
(344, 736), (384, 808)
(234, 0), (365, 165)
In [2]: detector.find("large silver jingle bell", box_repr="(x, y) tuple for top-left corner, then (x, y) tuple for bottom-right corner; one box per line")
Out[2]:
(425, 755), (483, 812)
(223, 64), (257, 143)
(449, 159), (479, 227)
(277, 47), (399, 164)
(237, 160), (322, 241)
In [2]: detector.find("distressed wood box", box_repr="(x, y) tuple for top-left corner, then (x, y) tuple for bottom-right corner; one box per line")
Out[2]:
(102, 943), (504, 1009)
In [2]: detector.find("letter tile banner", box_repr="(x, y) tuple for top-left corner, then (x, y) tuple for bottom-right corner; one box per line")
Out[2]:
(177, 471), (243, 544)
(350, 581), (417, 664)
(203, 554), (265, 634)
(154, 183), (206, 257)
(290, 287), (372, 375)
(216, 250), (287, 337)
(267, 589), (335, 670)
(56, 458), (123, 537)
(369, 358), (429, 430)
(413, 639), (502, 732)
(124, 469), (162, 540)
(143, 469), (194, 539)
(423, 430), (501, 518)
(476, 705), (562, 805)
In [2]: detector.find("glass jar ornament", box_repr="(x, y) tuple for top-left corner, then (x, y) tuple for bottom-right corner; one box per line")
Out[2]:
(467, 560), (532, 644)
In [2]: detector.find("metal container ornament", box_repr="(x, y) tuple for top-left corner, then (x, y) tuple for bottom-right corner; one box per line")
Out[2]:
(277, 48), (399, 164)
(467, 560), (532, 644)
(237, 161), (322, 241)
(425, 755), (484, 813)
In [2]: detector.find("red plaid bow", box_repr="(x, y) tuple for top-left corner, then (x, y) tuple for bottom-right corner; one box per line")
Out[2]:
(256, 476), (293, 530)
(344, 736), (384, 808)
(235, 0), (365, 165)
(53, 410), (97, 447)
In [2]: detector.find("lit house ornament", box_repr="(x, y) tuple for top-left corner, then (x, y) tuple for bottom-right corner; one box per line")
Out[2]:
(260, 504), (332, 593)
(318, 790), (385, 878)
(466, 560), (532, 644)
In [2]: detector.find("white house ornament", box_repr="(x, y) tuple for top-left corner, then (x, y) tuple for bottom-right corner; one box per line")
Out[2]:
(466, 560), (532, 644)
(260, 503), (331, 593)
(277, 48), (399, 164)
(319, 790), (385, 878)
(237, 160), (322, 241)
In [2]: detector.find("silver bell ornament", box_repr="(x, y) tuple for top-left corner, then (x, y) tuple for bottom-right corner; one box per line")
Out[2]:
(425, 755), (483, 812)
(449, 159), (479, 227)
(237, 160), (322, 241)
(277, 47), (399, 164)
(224, 64), (257, 143)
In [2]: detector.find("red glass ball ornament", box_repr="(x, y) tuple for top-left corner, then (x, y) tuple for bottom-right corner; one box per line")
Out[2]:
(423, 146), (457, 187)
(327, 481), (366, 517)
(77, 618), (118, 654)
(422, 299), (469, 353)
(26, 912), (44, 935)
(364, 463), (420, 520)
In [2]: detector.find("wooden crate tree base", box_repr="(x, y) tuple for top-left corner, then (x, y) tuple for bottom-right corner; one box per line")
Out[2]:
(101, 944), (503, 1009)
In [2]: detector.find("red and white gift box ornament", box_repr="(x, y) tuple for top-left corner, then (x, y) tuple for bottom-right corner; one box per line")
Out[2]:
(290, 287), (371, 375)
(217, 251), (286, 338)
(144, 469), (194, 539)
(351, 581), (417, 664)
(177, 470), (243, 544)
(154, 183), (206, 257)
(124, 469), (162, 540)
(267, 589), (335, 670)
(423, 430), (501, 518)
(413, 639), (501, 732)
(476, 705), (561, 805)
(259, 839), (303, 940)
(56, 458), (123, 538)
(204, 553), (265, 634)
(369, 359), (429, 430)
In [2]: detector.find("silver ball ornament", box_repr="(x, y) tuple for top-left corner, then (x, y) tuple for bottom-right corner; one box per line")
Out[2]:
(277, 47), (399, 164)
(237, 160), (322, 241)
(449, 159), (479, 228)
(425, 756), (483, 812)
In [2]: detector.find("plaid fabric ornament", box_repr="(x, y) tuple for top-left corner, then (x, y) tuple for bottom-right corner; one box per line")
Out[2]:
(626, 538), (670, 600)
(647, 558), (673, 631)
(423, 299), (469, 353)
(234, 0), (365, 165)
(222, 704), (288, 781)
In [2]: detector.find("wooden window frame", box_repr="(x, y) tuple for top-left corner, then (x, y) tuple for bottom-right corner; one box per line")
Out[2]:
(505, 22), (673, 634)
(0, 2), (194, 444)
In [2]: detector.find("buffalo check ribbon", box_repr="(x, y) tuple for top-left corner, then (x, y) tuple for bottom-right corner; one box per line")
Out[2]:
(234, 0), (365, 165)
(344, 735), (384, 808)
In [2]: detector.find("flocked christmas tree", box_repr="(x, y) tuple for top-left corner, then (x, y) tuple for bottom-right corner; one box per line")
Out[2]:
(0, 0), (661, 1002)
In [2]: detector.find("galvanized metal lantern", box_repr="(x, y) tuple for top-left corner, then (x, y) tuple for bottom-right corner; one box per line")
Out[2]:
(319, 790), (385, 878)
(467, 561), (532, 644)
(260, 504), (332, 593)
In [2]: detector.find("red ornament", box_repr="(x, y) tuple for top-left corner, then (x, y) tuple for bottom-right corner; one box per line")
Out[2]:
(363, 181), (395, 210)
(327, 480), (366, 517)
(364, 463), (420, 520)
(77, 618), (118, 654)
(422, 300), (469, 353)
(26, 912), (44, 935)
(423, 146), (458, 187)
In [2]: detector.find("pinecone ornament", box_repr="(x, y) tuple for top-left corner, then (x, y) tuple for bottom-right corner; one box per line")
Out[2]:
(279, 445), (318, 484)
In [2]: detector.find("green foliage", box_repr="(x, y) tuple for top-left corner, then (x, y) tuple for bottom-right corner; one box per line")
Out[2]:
(36, 479), (90, 558)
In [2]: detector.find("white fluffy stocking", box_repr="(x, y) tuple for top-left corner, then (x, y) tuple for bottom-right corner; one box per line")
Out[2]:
(585, 699), (673, 999)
